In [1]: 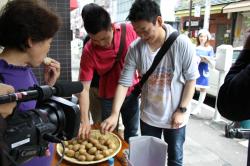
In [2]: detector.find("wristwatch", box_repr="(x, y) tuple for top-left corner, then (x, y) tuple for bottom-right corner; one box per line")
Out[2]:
(178, 106), (187, 113)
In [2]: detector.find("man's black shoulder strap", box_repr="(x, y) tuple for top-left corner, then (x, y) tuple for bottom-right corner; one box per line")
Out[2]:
(115, 23), (126, 62)
(103, 23), (127, 76)
(139, 31), (179, 86)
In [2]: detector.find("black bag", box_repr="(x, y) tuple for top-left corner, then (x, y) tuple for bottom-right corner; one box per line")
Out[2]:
(132, 31), (179, 97)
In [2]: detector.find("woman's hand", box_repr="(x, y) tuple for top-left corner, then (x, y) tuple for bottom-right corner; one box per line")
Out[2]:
(200, 57), (209, 63)
(0, 84), (16, 118)
(44, 58), (60, 86)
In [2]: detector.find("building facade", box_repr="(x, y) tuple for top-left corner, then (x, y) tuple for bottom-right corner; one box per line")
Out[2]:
(175, 0), (250, 48)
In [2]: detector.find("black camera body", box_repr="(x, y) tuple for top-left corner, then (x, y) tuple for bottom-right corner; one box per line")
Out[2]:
(0, 82), (82, 165)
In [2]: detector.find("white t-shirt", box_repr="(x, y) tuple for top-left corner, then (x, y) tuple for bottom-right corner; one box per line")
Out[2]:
(119, 24), (199, 128)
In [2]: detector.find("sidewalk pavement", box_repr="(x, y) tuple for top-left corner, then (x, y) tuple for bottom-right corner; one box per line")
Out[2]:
(184, 100), (248, 166)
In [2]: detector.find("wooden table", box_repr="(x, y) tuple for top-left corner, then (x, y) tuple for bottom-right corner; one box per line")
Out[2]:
(51, 124), (129, 166)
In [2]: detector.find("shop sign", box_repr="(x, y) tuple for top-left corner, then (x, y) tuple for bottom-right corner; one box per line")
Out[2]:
(185, 21), (199, 27)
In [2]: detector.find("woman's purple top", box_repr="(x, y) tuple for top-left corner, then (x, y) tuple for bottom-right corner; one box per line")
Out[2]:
(0, 59), (54, 166)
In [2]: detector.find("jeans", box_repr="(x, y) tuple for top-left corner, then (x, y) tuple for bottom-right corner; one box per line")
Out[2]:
(140, 120), (186, 166)
(101, 94), (139, 142)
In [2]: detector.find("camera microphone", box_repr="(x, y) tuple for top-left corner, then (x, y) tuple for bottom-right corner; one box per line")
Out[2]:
(0, 81), (83, 104)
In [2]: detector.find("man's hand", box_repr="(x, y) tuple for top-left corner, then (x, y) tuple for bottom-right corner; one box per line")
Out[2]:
(100, 112), (119, 134)
(0, 83), (16, 118)
(44, 58), (60, 86)
(171, 110), (185, 129)
(78, 119), (91, 139)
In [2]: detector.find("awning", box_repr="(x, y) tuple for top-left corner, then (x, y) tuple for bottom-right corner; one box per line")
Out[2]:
(70, 0), (78, 11)
(223, 1), (250, 13)
(175, 4), (226, 17)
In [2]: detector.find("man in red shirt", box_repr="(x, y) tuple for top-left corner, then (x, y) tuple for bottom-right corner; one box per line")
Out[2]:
(78, 3), (139, 142)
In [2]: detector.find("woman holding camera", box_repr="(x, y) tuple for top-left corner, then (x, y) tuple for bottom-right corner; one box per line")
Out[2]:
(0, 0), (61, 165)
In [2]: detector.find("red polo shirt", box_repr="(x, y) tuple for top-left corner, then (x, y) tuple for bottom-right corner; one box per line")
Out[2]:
(79, 23), (138, 98)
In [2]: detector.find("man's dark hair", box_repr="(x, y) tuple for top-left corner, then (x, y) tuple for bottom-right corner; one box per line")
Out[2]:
(81, 3), (111, 34)
(0, 0), (62, 51)
(127, 0), (161, 24)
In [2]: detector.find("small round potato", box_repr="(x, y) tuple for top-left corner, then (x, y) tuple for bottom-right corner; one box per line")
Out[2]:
(64, 141), (69, 147)
(72, 140), (78, 145)
(85, 143), (93, 149)
(88, 147), (97, 155)
(79, 148), (87, 155)
(105, 139), (113, 146)
(100, 145), (108, 151)
(102, 149), (110, 157)
(86, 154), (95, 161)
(73, 144), (80, 151)
(68, 144), (73, 150)
(79, 144), (85, 149)
(82, 140), (88, 145)
(108, 148), (114, 154)
(78, 155), (86, 161)
(108, 143), (116, 150)
(95, 154), (104, 160)
(74, 151), (80, 159)
(66, 149), (75, 157)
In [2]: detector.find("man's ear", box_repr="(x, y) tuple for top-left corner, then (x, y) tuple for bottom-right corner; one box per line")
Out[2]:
(27, 38), (33, 48)
(156, 16), (163, 27)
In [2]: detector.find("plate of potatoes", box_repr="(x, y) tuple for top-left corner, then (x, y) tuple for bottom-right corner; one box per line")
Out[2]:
(57, 130), (122, 164)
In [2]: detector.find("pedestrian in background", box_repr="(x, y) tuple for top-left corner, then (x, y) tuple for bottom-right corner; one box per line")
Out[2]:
(101, 0), (199, 165)
(0, 0), (61, 165)
(217, 29), (250, 165)
(192, 29), (214, 115)
(78, 3), (139, 142)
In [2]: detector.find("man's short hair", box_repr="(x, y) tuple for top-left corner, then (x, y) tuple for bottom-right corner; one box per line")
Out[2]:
(81, 3), (111, 34)
(127, 0), (161, 24)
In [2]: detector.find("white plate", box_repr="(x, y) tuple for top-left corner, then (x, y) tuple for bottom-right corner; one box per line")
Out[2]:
(56, 130), (122, 165)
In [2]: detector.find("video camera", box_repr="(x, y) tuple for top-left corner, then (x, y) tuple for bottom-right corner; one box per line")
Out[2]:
(0, 81), (83, 165)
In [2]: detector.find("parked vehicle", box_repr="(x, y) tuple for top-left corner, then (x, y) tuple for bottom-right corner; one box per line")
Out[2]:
(206, 46), (243, 98)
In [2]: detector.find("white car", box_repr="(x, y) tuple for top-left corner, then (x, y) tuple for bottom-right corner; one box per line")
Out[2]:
(206, 46), (243, 98)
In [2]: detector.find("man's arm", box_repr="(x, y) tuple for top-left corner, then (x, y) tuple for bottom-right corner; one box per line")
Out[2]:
(171, 80), (196, 128)
(179, 80), (196, 108)
(78, 81), (91, 138)
(100, 84), (128, 133)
